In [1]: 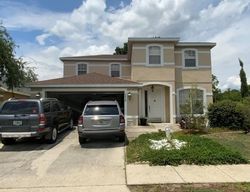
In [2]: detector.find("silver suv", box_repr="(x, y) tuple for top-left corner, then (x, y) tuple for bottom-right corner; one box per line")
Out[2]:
(77, 101), (125, 144)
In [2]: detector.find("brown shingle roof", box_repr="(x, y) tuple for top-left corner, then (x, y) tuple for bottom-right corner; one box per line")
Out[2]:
(30, 73), (140, 87)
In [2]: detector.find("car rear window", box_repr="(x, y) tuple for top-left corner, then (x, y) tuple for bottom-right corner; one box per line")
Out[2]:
(0, 101), (39, 114)
(84, 105), (119, 115)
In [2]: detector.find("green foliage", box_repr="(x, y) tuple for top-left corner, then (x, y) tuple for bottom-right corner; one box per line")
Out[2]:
(218, 89), (241, 102)
(207, 100), (244, 129)
(180, 116), (207, 131)
(212, 74), (221, 102)
(127, 132), (247, 166)
(0, 24), (37, 90)
(114, 42), (128, 55)
(239, 59), (248, 98)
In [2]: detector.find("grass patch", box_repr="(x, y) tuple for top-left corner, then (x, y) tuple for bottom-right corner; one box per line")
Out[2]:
(128, 183), (250, 192)
(126, 131), (248, 166)
(205, 132), (250, 160)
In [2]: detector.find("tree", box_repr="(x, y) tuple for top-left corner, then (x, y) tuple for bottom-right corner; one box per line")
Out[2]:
(219, 89), (241, 102)
(114, 42), (128, 55)
(239, 58), (248, 98)
(212, 74), (221, 102)
(0, 24), (37, 91)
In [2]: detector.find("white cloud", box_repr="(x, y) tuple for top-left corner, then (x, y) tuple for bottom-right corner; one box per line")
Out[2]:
(1, 0), (250, 87)
(36, 33), (51, 45)
(221, 76), (241, 90)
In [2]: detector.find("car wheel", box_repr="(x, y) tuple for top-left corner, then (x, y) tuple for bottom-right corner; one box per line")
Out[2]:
(79, 136), (87, 144)
(46, 127), (58, 144)
(69, 118), (74, 129)
(118, 135), (125, 142)
(1, 138), (16, 145)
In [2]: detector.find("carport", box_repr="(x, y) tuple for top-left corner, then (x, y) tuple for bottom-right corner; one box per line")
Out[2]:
(29, 73), (141, 126)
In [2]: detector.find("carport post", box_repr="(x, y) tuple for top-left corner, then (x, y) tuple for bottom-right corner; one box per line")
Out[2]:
(124, 89), (128, 127)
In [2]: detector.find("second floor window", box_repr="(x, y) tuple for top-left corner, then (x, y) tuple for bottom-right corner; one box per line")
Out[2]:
(77, 64), (87, 75)
(110, 64), (120, 77)
(184, 50), (197, 67)
(148, 46), (161, 65)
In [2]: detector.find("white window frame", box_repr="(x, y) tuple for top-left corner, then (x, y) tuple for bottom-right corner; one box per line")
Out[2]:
(176, 86), (206, 116)
(109, 63), (121, 77)
(76, 63), (88, 75)
(182, 49), (198, 68)
(146, 44), (164, 66)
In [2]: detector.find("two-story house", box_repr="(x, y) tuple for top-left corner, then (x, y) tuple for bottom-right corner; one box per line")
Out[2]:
(30, 37), (216, 126)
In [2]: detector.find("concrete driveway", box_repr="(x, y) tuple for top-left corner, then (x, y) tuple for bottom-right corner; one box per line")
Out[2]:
(0, 129), (130, 192)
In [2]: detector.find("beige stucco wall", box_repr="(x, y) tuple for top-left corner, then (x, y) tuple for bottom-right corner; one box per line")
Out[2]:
(63, 60), (131, 79)
(174, 48), (211, 66)
(175, 68), (212, 84)
(131, 49), (146, 63)
(126, 88), (139, 126)
(131, 66), (175, 82)
(164, 49), (175, 63)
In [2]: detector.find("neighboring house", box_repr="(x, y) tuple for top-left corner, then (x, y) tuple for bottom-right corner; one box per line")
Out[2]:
(0, 87), (30, 104)
(30, 37), (216, 126)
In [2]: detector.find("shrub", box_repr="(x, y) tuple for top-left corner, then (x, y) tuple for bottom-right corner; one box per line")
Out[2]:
(179, 115), (207, 131)
(236, 103), (250, 132)
(207, 100), (244, 129)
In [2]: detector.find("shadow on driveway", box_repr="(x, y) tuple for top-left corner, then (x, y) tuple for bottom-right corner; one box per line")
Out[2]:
(0, 128), (74, 152)
(80, 134), (128, 149)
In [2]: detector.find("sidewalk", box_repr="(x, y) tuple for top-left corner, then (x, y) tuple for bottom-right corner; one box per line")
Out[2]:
(126, 164), (250, 185)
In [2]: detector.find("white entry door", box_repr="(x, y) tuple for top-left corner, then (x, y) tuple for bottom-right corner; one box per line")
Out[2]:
(147, 86), (164, 122)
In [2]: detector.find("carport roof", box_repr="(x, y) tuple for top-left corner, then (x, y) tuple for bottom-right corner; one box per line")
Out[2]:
(29, 73), (141, 88)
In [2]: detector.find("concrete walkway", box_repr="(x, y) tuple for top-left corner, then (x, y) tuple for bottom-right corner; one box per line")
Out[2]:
(126, 164), (250, 185)
(126, 123), (181, 140)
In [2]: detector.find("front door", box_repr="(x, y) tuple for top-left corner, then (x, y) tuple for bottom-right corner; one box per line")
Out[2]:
(146, 85), (164, 122)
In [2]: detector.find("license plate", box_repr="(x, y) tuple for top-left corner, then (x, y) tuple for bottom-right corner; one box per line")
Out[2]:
(13, 120), (22, 126)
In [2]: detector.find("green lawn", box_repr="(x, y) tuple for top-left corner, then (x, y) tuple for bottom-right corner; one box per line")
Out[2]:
(126, 131), (248, 166)
(204, 131), (250, 160)
(128, 183), (250, 192)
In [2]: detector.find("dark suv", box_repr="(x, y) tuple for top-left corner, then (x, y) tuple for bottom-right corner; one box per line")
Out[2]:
(0, 98), (73, 145)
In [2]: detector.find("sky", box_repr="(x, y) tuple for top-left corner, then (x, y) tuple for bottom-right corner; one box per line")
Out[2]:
(0, 0), (250, 90)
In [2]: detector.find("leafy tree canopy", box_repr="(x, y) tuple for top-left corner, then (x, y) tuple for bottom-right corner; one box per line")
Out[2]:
(114, 42), (128, 55)
(0, 24), (37, 90)
(219, 89), (241, 102)
(212, 74), (221, 102)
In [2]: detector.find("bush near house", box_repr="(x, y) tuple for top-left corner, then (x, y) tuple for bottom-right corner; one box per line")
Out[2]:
(126, 131), (247, 166)
(208, 99), (250, 131)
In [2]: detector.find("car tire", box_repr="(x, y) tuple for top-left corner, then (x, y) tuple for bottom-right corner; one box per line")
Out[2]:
(1, 138), (16, 145)
(79, 136), (87, 144)
(69, 118), (74, 130)
(46, 127), (58, 144)
(118, 134), (125, 142)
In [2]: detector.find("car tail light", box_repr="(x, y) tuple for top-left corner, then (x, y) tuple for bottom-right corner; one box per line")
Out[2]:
(120, 115), (125, 124)
(39, 113), (46, 125)
(78, 115), (83, 125)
